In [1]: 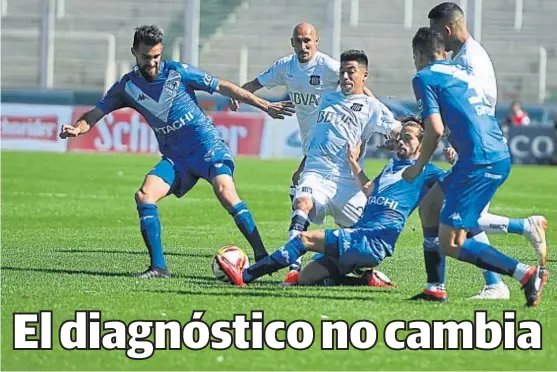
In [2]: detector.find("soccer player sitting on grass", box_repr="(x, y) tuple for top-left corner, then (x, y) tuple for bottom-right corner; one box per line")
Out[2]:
(59, 25), (295, 278)
(216, 118), (445, 286)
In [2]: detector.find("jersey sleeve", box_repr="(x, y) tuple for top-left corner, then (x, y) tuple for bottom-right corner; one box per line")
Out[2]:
(362, 100), (401, 140)
(95, 79), (126, 114)
(179, 63), (219, 94)
(412, 74), (440, 119)
(256, 57), (288, 88)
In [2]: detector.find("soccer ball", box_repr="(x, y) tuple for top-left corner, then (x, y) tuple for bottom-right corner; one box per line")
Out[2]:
(212, 245), (249, 282)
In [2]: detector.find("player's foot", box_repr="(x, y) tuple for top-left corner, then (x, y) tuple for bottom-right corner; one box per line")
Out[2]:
(215, 253), (246, 286)
(524, 216), (548, 266)
(281, 270), (299, 286)
(137, 266), (171, 279)
(522, 266), (549, 307)
(363, 269), (397, 288)
(468, 282), (510, 300)
(409, 287), (447, 303)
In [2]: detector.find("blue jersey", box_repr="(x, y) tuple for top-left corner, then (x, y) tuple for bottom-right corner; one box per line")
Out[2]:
(413, 60), (510, 165)
(96, 60), (222, 158)
(355, 157), (444, 248)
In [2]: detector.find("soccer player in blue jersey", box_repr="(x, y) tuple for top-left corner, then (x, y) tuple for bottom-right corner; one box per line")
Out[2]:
(216, 118), (445, 286)
(402, 27), (548, 307)
(59, 25), (295, 278)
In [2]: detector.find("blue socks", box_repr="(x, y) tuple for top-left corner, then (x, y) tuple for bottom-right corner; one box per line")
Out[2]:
(243, 236), (307, 283)
(422, 226), (446, 286)
(457, 239), (518, 277)
(138, 203), (166, 269)
(508, 219), (526, 235)
(230, 202), (268, 260)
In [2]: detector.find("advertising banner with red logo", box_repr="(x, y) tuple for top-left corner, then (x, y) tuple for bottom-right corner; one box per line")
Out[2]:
(1, 103), (71, 152)
(67, 108), (265, 156)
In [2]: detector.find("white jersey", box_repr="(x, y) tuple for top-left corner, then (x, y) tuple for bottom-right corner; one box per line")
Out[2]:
(256, 51), (340, 152)
(452, 37), (497, 105)
(304, 91), (400, 179)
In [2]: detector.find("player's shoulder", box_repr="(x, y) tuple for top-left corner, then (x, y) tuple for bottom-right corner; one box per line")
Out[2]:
(315, 51), (340, 68)
(163, 60), (190, 73)
(273, 53), (297, 66)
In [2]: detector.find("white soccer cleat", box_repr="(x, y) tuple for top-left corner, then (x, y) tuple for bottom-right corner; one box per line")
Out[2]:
(524, 216), (548, 266)
(468, 282), (510, 300)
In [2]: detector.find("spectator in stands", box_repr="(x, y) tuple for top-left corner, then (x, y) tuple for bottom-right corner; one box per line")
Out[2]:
(505, 100), (531, 126)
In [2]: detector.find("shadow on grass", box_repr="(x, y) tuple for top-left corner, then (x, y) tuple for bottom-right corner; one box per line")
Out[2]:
(137, 288), (378, 302)
(55, 249), (214, 259)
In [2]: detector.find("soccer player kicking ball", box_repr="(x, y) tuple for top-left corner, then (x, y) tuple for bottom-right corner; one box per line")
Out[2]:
(59, 25), (295, 278)
(229, 23), (380, 274)
(413, 2), (548, 301)
(216, 118), (444, 287)
(403, 27), (548, 307)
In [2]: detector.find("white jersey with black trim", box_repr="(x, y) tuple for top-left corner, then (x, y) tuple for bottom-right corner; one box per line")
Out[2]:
(256, 51), (340, 152)
(304, 91), (400, 180)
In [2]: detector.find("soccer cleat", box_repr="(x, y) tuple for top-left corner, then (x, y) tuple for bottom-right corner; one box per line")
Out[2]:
(522, 266), (549, 308)
(409, 288), (448, 303)
(215, 253), (246, 286)
(524, 216), (548, 266)
(363, 269), (397, 288)
(468, 282), (510, 300)
(281, 270), (299, 286)
(137, 266), (171, 279)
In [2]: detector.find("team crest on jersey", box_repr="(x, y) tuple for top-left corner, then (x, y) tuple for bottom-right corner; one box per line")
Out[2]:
(309, 75), (321, 86)
(350, 103), (363, 112)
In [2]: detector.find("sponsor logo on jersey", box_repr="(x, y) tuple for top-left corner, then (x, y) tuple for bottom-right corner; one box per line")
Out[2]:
(152, 112), (195, 135)
(350, 103), (363, 112)
(301, 186), (312, 194)
(203, 73), (214, 86)
(485, 172), (503, 180)
(449, 212), (462, 221)
(290, 92), (320, 106)
(309, 75), (321, 86)
(316, 110), (356, 128)
(367, 196), (399, 210)
(137, 94), (148, 101)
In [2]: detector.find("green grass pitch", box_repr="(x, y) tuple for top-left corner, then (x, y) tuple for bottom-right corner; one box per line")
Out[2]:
(2, 151), (556, 370)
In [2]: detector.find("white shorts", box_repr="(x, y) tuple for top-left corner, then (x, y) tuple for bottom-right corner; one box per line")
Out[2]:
(295, 171), (366, 228)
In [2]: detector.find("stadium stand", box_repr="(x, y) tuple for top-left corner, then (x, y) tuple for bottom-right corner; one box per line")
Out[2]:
(1, 0), (556, 102)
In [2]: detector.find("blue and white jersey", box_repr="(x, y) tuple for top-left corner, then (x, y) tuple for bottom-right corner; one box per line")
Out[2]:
(96, 60), (222, 158)
(413, 60), (510, 166)
(356, 157), (444, 247)
(304, 91), (400, 179)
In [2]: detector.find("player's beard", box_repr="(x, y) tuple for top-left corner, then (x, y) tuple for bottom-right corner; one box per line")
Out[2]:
(141, 65), (159, 80)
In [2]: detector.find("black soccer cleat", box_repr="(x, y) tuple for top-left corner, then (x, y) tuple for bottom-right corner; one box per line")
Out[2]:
(522, 266), (549, 307)
(409, 289), (448, 303)
(137, 266), (171, 279)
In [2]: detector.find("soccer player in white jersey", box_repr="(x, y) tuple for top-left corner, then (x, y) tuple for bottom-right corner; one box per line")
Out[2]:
(230, 23), (379, 273)
(411, 2), (548, 302)
(282, 49), (401, 284)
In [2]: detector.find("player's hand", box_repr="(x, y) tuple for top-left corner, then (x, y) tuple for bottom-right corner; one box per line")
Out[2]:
(443, 147), (457, 165)
(266, 100), (295, 119)
(59, 125), (80, 139)
(228, 98), (240, 111)
(402, 164), (423, 183)
(377, 137), (398, 152)
(347, 141), (361, 167)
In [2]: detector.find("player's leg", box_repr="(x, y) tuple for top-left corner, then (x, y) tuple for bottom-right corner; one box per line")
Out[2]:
(135, 159), (175, 278)
(212, 174), (268, 261)
(439, 159), (548, 307)
(218, 229), (327, 286)
(478, 210), (548, 266)
(411, 183), (448, 301)
(289, 156), (306, 204)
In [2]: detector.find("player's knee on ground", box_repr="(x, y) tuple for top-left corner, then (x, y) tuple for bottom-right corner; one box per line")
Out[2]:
(294, 196), (313, 214)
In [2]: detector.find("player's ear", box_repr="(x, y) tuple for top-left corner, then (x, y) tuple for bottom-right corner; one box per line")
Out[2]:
(315, 36), (320, 45)
(130, 47), (136, 58)
(444, 24), (452, 36)
(290, 38), (295, 48)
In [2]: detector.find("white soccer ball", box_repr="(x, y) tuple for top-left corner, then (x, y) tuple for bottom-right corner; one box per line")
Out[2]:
(212, 245), (249, 282)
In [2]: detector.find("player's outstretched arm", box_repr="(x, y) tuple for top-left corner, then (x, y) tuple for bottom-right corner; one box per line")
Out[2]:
(347, 142), (374, 196)
(216, 80), (295, 119)
(59, 107), (105, 139)
(228, 79), (264, 111)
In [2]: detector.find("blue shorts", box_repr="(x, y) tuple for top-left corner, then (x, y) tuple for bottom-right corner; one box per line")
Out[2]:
(322, 228), (394, 276)
(440, 157), (511, 229)
(148, 141), (235, 198)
